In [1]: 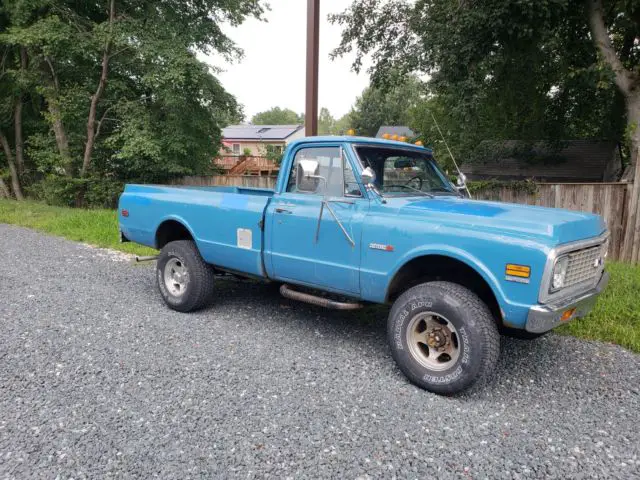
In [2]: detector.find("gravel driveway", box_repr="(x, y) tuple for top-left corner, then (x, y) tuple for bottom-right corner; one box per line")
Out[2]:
(1, 224), (639, 479)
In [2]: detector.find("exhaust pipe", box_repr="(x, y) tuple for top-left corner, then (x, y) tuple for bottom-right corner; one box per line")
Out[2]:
(280, 284), (363, 310)
(135, 255), (159, 263)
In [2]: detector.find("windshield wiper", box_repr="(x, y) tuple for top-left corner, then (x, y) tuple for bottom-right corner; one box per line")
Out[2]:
(384, 185), (435, 198)
(429, 187), (463, 198)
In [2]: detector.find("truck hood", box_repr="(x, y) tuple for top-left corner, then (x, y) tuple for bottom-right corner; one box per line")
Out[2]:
(387, 196), (606, 246)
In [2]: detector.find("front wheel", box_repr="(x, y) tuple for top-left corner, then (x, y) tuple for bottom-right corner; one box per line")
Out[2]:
(387, 281), (500, 395)
(156, 240), (215, 313)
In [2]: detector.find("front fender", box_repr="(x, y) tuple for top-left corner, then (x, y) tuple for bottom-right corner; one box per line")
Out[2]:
(385, 244), (508, 310)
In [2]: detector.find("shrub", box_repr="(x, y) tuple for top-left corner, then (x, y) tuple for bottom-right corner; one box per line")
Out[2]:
(29, 176), (124, 209)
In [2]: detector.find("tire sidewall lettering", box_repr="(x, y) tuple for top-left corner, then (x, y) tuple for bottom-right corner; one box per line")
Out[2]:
(394, 300), (435, 350)
(392, 292), (477, 388)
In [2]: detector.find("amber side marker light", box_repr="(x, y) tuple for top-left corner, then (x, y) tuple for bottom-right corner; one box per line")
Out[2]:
(505, 264), (530, 278)
(561, 308), (577, 322)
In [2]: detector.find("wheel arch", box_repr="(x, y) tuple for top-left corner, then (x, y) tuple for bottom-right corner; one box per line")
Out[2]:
(385, 249), (507, 325)
(155, 216), (197, 250)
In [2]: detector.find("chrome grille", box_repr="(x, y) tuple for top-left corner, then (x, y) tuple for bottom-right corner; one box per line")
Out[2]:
(564, 245), (603, 288)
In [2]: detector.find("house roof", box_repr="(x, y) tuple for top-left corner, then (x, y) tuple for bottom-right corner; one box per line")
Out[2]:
(461, 140), (621, 182)
(376, 126), (416, 138)
(222, 124), (303, 141)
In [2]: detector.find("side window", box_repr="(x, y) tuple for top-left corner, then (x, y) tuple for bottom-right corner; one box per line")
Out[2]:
(232, 144), (240, 155)
(287, 147), (344, 197)
(344, 158), (362, 197)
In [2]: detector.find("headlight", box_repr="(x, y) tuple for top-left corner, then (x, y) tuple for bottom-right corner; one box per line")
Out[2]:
(551, 256), (569, 292)
(601, 238), (609, 259)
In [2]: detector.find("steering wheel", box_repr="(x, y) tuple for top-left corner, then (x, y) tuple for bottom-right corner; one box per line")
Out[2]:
(406, 176), (423, 190)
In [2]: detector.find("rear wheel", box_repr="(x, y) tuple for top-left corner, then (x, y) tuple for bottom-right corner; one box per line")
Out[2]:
(388, 281), (500, 395)
(156, 240), (215, 312)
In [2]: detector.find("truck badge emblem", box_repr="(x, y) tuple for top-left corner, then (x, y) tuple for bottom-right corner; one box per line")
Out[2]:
(369, 243), (394, 252)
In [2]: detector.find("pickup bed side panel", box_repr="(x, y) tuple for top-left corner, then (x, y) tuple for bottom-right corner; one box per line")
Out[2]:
(119, 185), (271, 277)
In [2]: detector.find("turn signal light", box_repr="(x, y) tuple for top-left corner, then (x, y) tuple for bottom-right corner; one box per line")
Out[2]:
(560, 308), (576, 322)
(505, 264), (530, 278)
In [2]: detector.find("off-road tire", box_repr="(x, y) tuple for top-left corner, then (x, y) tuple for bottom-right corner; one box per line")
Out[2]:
(388, 281), (500, 395)
(156, 240), (215, 313)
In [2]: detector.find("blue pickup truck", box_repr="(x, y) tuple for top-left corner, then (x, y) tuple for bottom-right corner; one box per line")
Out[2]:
(119, 136), (609, 394)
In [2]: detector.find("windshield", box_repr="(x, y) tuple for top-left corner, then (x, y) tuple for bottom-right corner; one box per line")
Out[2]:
(355, 146), (458, 197)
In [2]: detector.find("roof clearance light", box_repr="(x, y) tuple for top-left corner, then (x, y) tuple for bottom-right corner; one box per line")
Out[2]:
(399, 136), (407, 142)
(391, 134), (399, 141)
(346, 129), (356, 136)
(415, 141), (424, 147)
(382, 133), (391, 139)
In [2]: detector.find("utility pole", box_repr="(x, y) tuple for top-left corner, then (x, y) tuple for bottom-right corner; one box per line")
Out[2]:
(305, 0), (320, 136)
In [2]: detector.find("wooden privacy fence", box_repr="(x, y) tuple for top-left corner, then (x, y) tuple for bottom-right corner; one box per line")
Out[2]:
(474, 183), (631, 261)
(175, 175), (277, 189)
(175, 175), (638, 262)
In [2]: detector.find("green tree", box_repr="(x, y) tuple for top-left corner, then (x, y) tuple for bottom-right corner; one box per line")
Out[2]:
(317, 108), (353, 135)
(252, 107), (303, 125)
(348, 75), (423, 137)
(330, 0), (633, 172)
(334, 113), (352, 135)
(0, 0), (262, 206)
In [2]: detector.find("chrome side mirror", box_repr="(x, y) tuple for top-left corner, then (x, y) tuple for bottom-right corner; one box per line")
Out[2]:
(296, 160), (320, 192)
(456, 173), (467, 190)
(361, 166), (376, 186)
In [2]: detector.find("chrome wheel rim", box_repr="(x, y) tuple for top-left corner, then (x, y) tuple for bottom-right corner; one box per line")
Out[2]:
(163, 258), (188, 297)
(406, 312), (460, 371)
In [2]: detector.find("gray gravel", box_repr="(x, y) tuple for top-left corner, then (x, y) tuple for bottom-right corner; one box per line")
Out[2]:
(1, 224), (639, 479)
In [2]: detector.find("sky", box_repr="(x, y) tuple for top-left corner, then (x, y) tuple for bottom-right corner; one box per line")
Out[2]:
(203, 0), (370, 122)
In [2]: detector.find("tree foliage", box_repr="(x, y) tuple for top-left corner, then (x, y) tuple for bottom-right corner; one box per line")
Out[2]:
(0, 0), (262, 205)
(330, 0), (635, 172)
(347, 75), (423, 137)
(318, 107), (351, 135)
(251, 107), (303, 125)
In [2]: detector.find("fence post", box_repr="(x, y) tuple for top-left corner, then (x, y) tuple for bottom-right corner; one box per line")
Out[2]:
(621, 152), (640, 263)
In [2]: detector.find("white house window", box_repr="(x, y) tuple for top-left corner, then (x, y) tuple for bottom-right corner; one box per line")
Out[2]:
(232, 143), (240, 154)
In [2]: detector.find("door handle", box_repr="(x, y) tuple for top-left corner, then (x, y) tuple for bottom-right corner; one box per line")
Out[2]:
(275, 208), (293, 214)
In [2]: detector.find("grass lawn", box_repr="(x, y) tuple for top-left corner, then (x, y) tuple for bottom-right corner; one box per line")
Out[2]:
(1, 198), (638, 353)
(557, 261), (639, 353)
(0, 199), (156, 256)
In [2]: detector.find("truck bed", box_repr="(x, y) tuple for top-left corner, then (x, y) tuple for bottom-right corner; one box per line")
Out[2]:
(119, 184), (273, 277)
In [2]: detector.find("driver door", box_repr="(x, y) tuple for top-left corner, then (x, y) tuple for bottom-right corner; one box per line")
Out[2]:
(267, 145), (368, 294)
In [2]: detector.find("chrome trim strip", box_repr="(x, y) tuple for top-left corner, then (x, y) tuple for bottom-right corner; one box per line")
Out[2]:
(538, 231), (610, 304)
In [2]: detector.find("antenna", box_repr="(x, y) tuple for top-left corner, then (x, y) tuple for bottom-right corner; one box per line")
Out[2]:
(429, 111), (471, 198)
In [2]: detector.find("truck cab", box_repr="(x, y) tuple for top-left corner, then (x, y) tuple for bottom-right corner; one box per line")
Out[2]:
(119, 136), (609, 395)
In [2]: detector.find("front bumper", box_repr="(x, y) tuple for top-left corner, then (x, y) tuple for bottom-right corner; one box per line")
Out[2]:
(525, 271), (610, 333)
